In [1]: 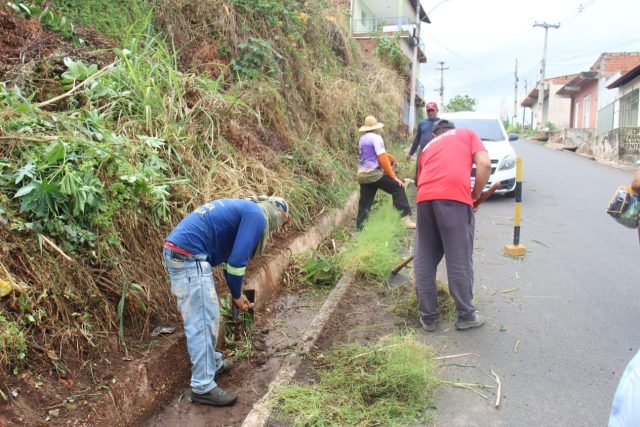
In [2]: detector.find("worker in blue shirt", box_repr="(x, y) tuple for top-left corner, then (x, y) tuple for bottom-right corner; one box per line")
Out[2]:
(406, 101), (440, 180)
(163, 196), (289, 407)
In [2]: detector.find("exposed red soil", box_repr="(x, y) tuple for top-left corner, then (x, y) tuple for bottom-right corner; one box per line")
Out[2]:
(0, 225), (312, 427)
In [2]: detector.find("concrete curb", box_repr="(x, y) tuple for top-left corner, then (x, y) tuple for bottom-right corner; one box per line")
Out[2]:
(241, 271), (356, 427)
(101, 193), (359, 426)
(245, 192), (359, 310)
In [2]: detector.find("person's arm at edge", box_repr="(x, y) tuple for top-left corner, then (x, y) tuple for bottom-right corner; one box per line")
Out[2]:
(631, 170), (640, 196)
(472, 150), (491, 201)
(406, 125), (421, 160)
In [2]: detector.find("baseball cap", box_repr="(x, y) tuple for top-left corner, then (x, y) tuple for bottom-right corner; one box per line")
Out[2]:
(425, 102), (438, 111)
(432, 119), (455, 134)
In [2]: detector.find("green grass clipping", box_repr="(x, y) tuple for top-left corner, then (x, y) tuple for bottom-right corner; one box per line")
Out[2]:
(341, 199), (405, 283)
(271, 333), (439, 426)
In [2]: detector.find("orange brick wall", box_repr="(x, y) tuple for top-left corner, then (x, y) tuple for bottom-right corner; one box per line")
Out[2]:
(590, 53), (640, 74)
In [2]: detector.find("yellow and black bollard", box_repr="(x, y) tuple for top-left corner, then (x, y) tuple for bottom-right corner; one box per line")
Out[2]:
(504, 157), (526, 257)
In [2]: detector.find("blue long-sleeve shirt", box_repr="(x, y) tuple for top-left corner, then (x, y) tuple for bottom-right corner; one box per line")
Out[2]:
(166, 199), (266, 299)
(409, 117), (439, 156)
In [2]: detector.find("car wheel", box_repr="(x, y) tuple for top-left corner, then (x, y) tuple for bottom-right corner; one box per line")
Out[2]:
(505, 190), (516, 198)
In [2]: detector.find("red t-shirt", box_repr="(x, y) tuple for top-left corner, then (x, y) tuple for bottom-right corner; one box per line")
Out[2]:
(416, 128), (487, 206)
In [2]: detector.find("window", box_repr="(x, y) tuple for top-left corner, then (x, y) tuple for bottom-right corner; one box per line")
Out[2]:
(574, 101), (581, 127)
(619, 89), (639, 127)
(446, 118), (505, 141)
(583, 95), (591, 128)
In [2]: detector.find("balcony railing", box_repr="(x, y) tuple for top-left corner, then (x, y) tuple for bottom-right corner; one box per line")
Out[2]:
(415, 80), (425, 100)
(352, 16), (417, 35)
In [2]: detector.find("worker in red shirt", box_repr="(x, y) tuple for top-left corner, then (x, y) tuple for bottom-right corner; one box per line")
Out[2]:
(413, 120), (491, 332)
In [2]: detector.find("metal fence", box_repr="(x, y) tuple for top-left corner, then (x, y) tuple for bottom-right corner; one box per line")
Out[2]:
(416, 79), (425, 100)
(619, 89), (639, 127)
(597, 102), (614, 135)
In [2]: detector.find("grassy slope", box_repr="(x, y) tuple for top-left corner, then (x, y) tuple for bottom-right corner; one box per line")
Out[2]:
(0, 0), (408, 376)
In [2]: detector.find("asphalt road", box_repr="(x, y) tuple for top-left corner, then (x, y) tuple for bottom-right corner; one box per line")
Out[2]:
(421, 139), (640, 426)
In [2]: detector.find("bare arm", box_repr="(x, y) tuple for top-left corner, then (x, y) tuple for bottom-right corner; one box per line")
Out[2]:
(472, 150), (491, 200)
(632, 170), (640, 196)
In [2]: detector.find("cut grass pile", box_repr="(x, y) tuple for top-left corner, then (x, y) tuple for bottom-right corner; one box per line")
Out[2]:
(388, 279), (457, 324)
(341, 199), (405, 283)
(272, 333), (439, 426)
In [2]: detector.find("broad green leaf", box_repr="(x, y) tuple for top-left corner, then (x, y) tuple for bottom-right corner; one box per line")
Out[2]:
(14, 183), (35, 198)
(44, 141), (66, 165)
(14, 163), (36, 184)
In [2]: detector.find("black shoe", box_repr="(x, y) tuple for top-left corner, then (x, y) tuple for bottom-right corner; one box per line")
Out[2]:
(419, 317), (436, 332)
(191, 387), (237, 407)
(454, 312), (485, 331)
(216, 360), (233, 378)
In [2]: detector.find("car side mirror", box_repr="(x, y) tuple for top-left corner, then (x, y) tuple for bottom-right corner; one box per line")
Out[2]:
(508, 133), (518, 142)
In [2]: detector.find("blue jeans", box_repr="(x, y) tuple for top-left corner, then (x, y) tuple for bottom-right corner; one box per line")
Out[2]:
(163, 247), (223, 394)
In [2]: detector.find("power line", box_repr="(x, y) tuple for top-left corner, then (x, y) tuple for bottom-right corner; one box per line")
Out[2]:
(423, 34), (499, 72)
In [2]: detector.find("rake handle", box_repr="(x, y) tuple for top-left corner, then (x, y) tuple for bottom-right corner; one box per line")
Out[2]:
(473, 182), (501, 209)
(391, 255), (414, 275)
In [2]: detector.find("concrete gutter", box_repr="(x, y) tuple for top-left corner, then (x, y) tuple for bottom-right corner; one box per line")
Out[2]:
(241, 271), (356, 427)
(245, 192), (359, 310)
(101, 192), (358, 426)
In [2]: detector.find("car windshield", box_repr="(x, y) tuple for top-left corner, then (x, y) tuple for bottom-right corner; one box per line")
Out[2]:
(449, 119), (505, 141)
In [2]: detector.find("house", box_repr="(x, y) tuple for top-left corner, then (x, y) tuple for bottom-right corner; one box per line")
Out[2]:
(593, 63), (640, 164)
(348, 0), (431, 128)
(606, 62), (640, 128)
(555, 52), (640, 131)
(563, 53), (640, 165)
(521, 74), (576, 130)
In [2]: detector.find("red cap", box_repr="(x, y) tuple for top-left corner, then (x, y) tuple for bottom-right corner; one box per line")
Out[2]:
(425, 102), (438, 111)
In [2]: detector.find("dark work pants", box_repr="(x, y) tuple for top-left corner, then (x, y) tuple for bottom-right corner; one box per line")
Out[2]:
(414, 200), (476, 322)
(356, 175), (411, 229)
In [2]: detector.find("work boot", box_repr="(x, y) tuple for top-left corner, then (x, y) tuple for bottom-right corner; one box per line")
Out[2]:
(402, 216), (416, 229)
(215, 360), (233, 378)
(191, 386), (237, 407)
(419, 317), (436, 332)
(454, 312), (485, 331)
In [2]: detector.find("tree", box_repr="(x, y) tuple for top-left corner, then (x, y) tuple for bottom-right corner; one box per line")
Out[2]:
(445, 95), (477, 112)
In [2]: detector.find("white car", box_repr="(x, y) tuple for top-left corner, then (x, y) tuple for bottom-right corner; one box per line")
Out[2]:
(439, 111), (518, 196)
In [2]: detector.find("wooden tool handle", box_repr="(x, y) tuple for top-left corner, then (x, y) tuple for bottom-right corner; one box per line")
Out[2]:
(473, 182), (501, 208)
(391, 255), (414, 275)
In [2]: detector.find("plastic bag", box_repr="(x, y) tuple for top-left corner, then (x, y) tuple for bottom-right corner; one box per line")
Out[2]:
(607, 185), (640, 229)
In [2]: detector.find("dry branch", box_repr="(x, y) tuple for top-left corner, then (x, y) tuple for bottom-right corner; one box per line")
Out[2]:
(491, 369), (502, 408)
(0, 136), (57, 143)
(434, 352), (480, 361)
(39, 235), (73, 262)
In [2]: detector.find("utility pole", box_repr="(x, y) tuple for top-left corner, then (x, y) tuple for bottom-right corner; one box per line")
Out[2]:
(512, 58), (518, 127)
(522, 79), (527, 127)
(436, 61), (449, 109)
(349, 0), (355, 34)
(533, 21), (560, 129)
(408, 4), (420, 134)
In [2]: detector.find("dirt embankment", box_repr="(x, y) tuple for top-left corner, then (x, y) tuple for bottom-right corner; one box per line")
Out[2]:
(0, 1), (408, 425)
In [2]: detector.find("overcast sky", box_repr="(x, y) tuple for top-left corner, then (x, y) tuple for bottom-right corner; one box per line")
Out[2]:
(418, 0), (640, 123)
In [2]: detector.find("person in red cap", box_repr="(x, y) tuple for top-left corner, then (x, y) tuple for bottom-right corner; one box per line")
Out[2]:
(406, 102), (440, 179)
